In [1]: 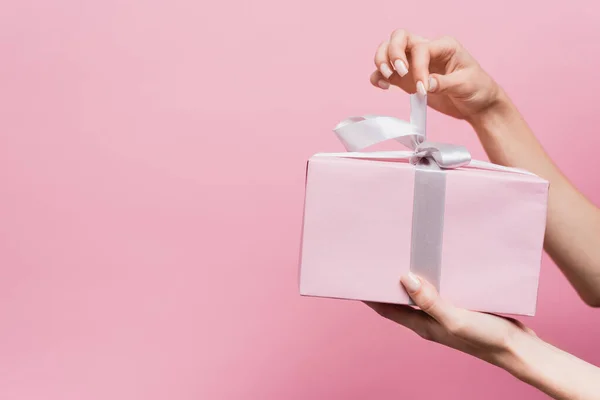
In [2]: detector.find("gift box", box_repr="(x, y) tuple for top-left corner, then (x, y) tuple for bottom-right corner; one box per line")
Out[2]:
(298, 94), (548, 316)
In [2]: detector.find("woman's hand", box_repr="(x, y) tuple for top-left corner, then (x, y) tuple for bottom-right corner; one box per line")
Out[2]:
(370, 29), (501, 121)
(367, 274), (600, 400)
(365, 273), (534, 369)
(366, 31), (600, 399)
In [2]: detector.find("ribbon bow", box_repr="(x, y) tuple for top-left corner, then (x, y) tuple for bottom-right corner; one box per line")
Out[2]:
(333, 94), (471, 169)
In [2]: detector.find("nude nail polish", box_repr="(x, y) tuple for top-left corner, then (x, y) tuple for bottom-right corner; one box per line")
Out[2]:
(428, 76), (437, 92)
(394, 59), (409, 77)
(378, 79), (390, 90)
(380, 63), (393, 79)
(417, 80), (427, 96)
(402, 273), (421, 292)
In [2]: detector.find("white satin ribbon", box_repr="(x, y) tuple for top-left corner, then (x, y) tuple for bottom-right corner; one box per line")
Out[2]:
(318, 94), (536, 176)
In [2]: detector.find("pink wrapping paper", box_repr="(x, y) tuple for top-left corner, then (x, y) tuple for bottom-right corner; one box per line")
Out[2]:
(299, 156), (549, 316)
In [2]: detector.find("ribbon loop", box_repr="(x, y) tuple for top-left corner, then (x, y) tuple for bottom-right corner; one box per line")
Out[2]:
(333, 94), (471, 169)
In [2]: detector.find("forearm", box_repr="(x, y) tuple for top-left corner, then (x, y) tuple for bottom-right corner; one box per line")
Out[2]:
(467, 90), (600, 306)
(502, 332), (600, 400)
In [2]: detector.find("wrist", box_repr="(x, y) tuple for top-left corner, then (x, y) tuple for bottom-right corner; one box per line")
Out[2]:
(499, 329), (542, 382)
(465, 88), (516, 134)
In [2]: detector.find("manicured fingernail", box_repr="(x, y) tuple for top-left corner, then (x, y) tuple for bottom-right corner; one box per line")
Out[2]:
(377, 79), (390, 90)
(416, 81), (427, 95)
(402, 273), (421, 292)
(380, 63), (393, 79)
(428, 76), (437, 92)
(394, 59), (408, 77)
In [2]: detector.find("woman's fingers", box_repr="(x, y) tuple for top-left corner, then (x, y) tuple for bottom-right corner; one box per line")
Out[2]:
(400, 273), (466, 336)
(373, 31), (465, 94)
(387, 29), (410, 77)
(374, 41), (394, 79)
(370, 31), (482, 111)
(371, 70), (418, 94)
(376, 31), (429, 80)
(410, 37), (461, 94)
(428, 71), (466, 95)
(370, 70), (390, 90)
(364, 302), (437, 341)
(410, 43), (430, 94)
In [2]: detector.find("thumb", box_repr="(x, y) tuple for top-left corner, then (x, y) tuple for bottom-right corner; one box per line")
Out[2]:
(428, 71), (471, 96)
(400, 273), (460, 329)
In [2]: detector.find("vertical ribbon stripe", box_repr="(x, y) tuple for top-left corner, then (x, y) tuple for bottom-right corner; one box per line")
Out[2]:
(410, 159), (446, 291)
(332, 94), (451, 291)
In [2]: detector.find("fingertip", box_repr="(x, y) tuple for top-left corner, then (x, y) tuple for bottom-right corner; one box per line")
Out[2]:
(370, 70), (391, 90)
(375, 41), (392, 76)
(416, 80), (427, 96)
(393, 59), (409, 77)
(377, 79), (390, 90)
(410, 42), (431, 94)
(400, 272), (422, 293)
(428, 76), (438, 92)
(379, 63), (393, 79)
(369, 70), (382, 86)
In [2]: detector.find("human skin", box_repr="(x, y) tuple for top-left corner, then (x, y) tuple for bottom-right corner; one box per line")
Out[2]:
(367, 29), (600, 400)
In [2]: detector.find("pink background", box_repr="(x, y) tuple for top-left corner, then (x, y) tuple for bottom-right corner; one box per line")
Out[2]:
(1, 1), (599, 399)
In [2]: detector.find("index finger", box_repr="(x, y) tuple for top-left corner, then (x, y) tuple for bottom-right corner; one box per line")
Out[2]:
(410, 37), (461, 94)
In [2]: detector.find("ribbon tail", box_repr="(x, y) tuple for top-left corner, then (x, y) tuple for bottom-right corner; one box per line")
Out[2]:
(333, 116), (423, 152)
(333, 94), (428, 152)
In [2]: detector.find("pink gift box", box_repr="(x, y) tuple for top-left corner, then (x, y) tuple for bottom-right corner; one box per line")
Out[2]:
(298, 96), (549, 316)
